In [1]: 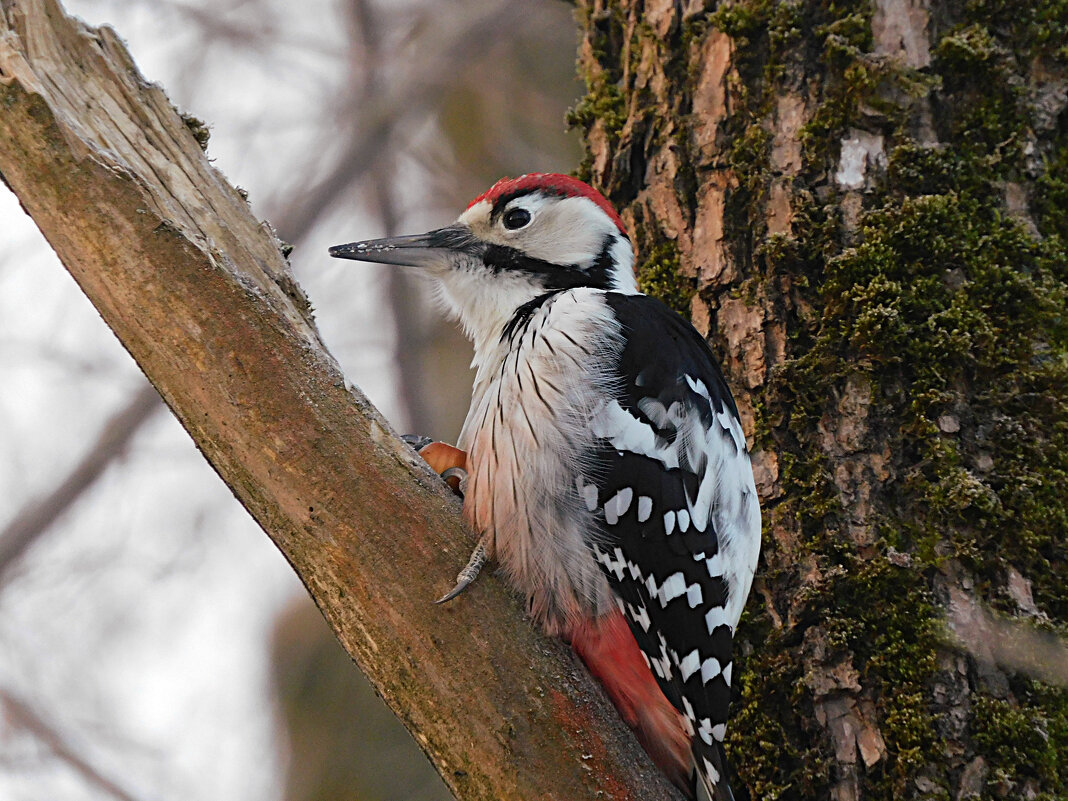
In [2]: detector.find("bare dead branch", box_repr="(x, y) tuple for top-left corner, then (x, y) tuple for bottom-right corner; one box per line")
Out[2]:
(277, 1), (537, 242)
(0, 2), (678, 798)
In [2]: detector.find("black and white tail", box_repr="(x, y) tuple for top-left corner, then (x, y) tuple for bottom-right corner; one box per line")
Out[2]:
(694, 741), (735, 801)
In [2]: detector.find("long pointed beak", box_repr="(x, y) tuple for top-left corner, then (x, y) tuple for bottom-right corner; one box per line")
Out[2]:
(329, 224), (478, 268)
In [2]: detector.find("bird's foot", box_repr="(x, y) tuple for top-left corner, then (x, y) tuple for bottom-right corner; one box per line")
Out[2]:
(403, 435), (467, 497)
(401, 435), (483, 602)
(435, 540), (487, 604)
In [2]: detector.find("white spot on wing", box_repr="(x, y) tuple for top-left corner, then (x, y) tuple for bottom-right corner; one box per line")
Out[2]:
(590, 401), (679, 468)
(686, 583), (703, 608)
(685, 374), (710, 399)
(657, 572), (687, 606)
(582, 482), (598, 512)
(664, 511), (676, 536)
(705, 607), (728, 636)
(605, 487), (633, 523)
(698, 718), (714, 746)
(703, 758), (720, 785)
(653, 635), (673, 680)
(593, 545), (627, 581)
(679, 649), (701, 681)
(706, 552), (724, 576)
(639, 634), (674, 683)
(689, 504), (707, 532)
(701, 657), (722, 684)
(677, 509), (690, 533)
(716, 409), (747, 453)
(712, 723), (727, 742)
(630, 602), (651, 632)
(681, 698), (696, 735)
(637, 495), (652, 522)
(604, 500), (619, 525)
(682, 696), (696, 722)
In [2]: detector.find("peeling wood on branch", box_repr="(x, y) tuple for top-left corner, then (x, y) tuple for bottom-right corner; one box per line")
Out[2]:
(0, 1), (679, 798)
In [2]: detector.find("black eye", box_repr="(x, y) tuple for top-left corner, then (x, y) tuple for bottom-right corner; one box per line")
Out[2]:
(502, 207), (531, 230)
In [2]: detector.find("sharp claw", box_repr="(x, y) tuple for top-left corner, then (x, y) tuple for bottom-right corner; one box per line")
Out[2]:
(440, 466), (468, 497)
(435, 580), (473, 605)
(435, 541), (487, 604)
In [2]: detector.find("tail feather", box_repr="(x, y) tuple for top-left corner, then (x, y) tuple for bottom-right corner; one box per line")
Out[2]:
(568, 611), (741, 801)
(567, 611), (693, 793)
(693, 742), (734, 801)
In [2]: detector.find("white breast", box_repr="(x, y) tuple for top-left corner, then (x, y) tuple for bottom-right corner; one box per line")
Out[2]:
(458, 289), (622, 634)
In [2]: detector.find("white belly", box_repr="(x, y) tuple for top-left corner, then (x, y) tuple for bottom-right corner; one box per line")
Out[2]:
(458, 289), (623, 634)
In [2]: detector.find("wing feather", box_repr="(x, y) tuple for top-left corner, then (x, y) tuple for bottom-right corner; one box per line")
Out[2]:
(582, 293), (760, 795)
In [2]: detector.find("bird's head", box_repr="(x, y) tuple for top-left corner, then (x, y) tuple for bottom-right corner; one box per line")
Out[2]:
(330, 173), (636, 349)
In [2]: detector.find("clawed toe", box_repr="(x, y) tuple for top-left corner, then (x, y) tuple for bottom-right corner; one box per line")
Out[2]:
(406, 437), (468, 497)
(401, 435), (482, 601)
(435, 541), (487, 604)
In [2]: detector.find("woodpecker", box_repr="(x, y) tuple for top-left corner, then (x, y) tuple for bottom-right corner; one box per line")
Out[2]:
(330, 174), (761, 801)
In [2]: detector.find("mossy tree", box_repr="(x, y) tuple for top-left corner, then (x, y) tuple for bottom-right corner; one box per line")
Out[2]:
(571, 1), (1068, 799)
(5, 0), (1067, 797)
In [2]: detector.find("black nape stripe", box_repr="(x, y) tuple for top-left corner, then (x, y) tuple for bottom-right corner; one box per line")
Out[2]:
(483, 237), (616, 292)
(589, 234), (616, 288)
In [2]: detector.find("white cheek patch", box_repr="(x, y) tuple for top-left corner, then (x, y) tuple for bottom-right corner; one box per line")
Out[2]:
(458, 194), (635, 292)
(464, 196), (625, 270)
(518, 197), (610, 265)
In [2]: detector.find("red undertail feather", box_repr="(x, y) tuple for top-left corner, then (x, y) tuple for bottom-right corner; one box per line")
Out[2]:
(566, 610), (693, 796)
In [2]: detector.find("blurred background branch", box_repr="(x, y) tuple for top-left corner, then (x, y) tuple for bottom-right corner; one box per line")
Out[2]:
(947, 588), (1068, 689)
(0, 1), (637, 800)
(0, 384), (160, 588)
(0, 689), (144, 801)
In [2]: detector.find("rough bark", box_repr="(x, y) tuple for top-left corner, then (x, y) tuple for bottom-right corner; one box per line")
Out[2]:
(0, 1), (680, 799)
(573, 1), (1068, 799)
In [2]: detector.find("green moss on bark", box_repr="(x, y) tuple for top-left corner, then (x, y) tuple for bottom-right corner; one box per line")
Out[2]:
(973, 690), (1068, 795)
(576, 0), (1068, 797)
(635, 240), (695, 317)
(568, 2), (628, 182)
(1035, 142), (1068, 241)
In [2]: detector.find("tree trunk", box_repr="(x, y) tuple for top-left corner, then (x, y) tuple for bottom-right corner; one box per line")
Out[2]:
(571, 1), (1068, 799)
(0, 1), (680, 798)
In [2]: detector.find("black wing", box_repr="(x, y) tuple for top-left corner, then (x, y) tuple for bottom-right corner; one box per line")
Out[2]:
(581, 293), (759, 796)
